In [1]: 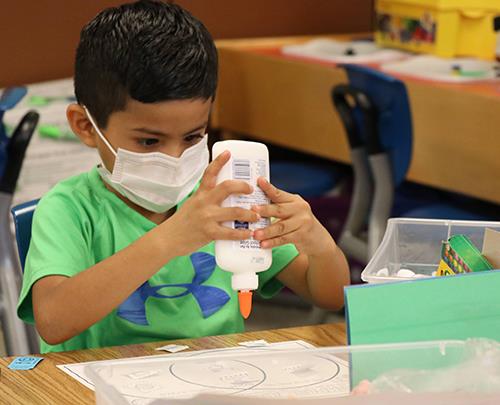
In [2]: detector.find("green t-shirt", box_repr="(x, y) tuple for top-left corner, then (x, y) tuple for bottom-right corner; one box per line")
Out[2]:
(17, 167), (299, 353)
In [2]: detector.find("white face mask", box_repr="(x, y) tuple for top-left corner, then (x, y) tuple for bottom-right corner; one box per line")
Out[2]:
(84, 106), (209, 213)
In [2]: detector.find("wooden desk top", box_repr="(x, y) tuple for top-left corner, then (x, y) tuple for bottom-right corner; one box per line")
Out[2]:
(0, 323), (346, 405)
(245, 46), (500, 99)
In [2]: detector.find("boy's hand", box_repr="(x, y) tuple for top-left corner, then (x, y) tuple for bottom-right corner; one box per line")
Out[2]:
(164, 151), (259, 257)
(252, 178), (334, 256)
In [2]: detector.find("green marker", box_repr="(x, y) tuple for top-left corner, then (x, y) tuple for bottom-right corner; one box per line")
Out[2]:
(451, 64), (488, 78)
(28, 95), (76, 107)
(39, 125), (77, 141)
(29, 95), (52, 107)
(459, 70), (488, 78)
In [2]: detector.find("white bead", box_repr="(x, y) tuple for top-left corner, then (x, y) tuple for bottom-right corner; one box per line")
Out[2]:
(397, 268), (416, 277)
(376, 267), (389, 277)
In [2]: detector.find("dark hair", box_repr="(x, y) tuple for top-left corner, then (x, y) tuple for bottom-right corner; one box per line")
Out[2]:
(74, 0), (218, 128)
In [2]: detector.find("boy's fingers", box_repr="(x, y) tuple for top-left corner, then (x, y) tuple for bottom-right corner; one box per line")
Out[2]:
(216, 226), (253, 241)
(252, 203), (291, 219)
(257, 177), (293, 203)
(199, 151), (230, 190)
(253, 218), (299, 241)
(215, 207), (260, 223)
(259, 230), (299, 249)
(210, 180), (253, 203)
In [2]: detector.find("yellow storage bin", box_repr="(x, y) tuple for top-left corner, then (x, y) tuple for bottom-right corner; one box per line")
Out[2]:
(376, 0), (500, 59)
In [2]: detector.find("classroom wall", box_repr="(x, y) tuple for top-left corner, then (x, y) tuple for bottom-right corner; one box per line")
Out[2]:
(0, 0), (374, 88)
(176, 0), (374, 39)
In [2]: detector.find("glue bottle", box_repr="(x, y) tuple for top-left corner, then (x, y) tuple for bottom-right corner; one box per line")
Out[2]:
(212, 140), (272, 319)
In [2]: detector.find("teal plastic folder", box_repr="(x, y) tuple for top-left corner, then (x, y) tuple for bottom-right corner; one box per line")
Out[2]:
(345, 270), (500, 346)
(345, 270), (500, 386)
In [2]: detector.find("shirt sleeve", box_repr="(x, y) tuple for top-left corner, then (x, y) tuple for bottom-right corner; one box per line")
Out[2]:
(257, 243), (299, 299)
(17, 193), (94, 324)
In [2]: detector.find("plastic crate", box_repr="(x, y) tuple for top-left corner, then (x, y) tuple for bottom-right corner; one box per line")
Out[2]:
(376, 0), (500, 59)
(362, 217), (500, 283)
(86, 340), (500, 403)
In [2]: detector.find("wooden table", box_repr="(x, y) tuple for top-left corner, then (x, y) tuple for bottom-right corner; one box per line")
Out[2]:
(213, 34), (500, 205)
(0, 323), (346, 404)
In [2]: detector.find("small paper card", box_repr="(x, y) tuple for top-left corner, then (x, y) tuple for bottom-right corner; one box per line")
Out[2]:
(8, 356), (43, 370)
(238, 339), (269, 347)
(155, 344), (189, 353)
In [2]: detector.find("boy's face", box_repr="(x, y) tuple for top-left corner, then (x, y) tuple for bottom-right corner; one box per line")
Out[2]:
(69, 97), (211, 173)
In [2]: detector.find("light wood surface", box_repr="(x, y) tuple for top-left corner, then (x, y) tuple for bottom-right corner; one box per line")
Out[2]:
(212, 35), (500, 205)
(0, 323), (346, 405)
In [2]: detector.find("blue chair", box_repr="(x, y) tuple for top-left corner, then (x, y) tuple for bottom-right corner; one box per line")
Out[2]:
(0, 87), (39, 355)
(9, 199), (40, 355)
(332, 64), (486, 262)
(11, 199), (38, 271)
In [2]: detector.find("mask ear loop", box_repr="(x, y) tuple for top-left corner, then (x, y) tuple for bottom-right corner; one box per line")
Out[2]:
(82, 105), (117, 157)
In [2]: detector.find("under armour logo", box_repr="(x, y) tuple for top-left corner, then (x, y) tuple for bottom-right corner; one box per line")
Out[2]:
(117, 252), (230, 325)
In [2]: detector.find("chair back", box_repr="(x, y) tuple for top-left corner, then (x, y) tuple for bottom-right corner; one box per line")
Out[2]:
(11, 199), (38, 270)
(341, 64), (413, 186)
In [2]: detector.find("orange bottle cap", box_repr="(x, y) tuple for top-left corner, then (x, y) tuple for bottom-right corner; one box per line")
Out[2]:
(238, 290), (253, 319)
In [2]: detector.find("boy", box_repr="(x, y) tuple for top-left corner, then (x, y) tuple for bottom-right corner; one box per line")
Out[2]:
(17, 0), (350, 353)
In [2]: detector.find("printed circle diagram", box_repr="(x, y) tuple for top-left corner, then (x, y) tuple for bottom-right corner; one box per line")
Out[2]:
(169, 354), (341, 392)
(170, 359), (266, 391)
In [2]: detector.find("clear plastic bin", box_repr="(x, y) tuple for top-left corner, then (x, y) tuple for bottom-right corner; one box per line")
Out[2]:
(362, 217), (500, 283)
(86, 339), (500, 404)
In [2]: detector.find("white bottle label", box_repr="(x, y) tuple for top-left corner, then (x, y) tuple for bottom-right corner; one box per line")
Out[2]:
(231, 158), (270, 250)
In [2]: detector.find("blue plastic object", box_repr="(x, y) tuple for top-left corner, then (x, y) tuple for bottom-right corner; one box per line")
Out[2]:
(0, 87), (27, 112)
(11, 199), (38, 271)
(0, 87), (28, 179)
(271, 162), (338, 198)
(342, 64), (412, 187)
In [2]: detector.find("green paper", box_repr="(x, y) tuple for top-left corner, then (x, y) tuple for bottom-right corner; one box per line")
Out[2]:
(345, 271), (500, 385)
(346, 271), (500, 346)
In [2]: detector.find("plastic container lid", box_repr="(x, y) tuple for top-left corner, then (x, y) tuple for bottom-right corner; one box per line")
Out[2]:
(86, 339), (500, 403)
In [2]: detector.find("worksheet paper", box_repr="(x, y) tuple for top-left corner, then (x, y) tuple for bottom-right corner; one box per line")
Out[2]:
(57, 340), (350, 402)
